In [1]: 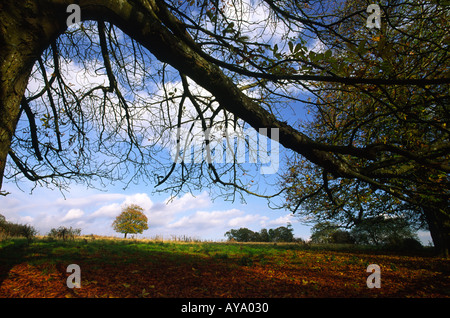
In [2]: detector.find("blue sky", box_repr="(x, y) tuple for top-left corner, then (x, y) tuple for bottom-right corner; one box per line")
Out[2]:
(0, 162), (432, 244)
(0, 4), (313, 242)
(0, 176), (312, 241)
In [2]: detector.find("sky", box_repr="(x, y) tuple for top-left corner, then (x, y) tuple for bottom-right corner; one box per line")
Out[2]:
(1, 0), (314, 242)
(0, 179), (311, 241)
(0, 0), (433, 245)
(0, 170), (432, 244)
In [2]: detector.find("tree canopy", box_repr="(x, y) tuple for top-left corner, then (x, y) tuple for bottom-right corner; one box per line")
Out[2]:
(225, 224), (295, 242)
(0, 0), (448, 255)
(112, 204), (149, 238)
(279, 0), (449, 255)
(310, 218), (421, 249)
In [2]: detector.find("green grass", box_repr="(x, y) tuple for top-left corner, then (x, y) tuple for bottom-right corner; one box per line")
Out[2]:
(1, 237), (448, 298)
(0, 238), (295, 269)
(0, 237), (437, 269)
(0, 238), (436, 262)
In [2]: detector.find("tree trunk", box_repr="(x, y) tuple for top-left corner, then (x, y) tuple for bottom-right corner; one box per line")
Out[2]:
(423, 205), (450, 258)
(0, 8), (30, 192)
(0, 0), (68, 192)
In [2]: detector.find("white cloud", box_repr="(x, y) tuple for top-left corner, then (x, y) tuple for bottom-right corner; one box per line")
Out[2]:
(61, 208), (84, 222)
(163, 191), (211, 213)
(220, 0), (302, 45)
(163, 208), (272, 240)
(263, 213), (296, 228)
(89, 203), (121, 219)
(309, 37), (327, 53)
(122, 193), (154, 211)
(54, 193), (126, 209)
(169, 209), (242, 230)
(418, 230), (433, 246)
(228, 213), (266, 228)
(1, 183), (308, 240)
(20, 216), (35, 224)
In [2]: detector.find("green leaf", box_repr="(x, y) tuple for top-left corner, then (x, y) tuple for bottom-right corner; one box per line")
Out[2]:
(288, 41), (294, 53)
(237, 35), (250, 42)
(224, 22), (235, 34)
(357, 39), (367, 55)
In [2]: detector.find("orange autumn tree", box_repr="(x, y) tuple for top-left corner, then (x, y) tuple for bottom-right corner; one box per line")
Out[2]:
(112, 204), (148, 238)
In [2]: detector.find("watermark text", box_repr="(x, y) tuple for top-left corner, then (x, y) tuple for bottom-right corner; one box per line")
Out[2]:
(170, 127), (279, 174)
(366, 264), (381, 288)
(366, 4), (381, 29)
(66, 264), (81, 288)
(66, 4), (81, 27)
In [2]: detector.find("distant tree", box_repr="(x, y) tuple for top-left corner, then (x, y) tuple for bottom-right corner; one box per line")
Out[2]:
(224, 228), (259, 242)
(268, 224), (295, 242)
(350, 216), (420, 247)
(310, 222), (341, 244)
(47, 226), (81, 241)
(20, 224), (38, 243)
(0, 214), (37, 242)
(112, 204), (148, 238)
(259, 228), (271, 242)
(331, 230), (355, 245)
(0, 214), (7, 238)
(225, 224), (294, 242)
(310, 222), (354, 244)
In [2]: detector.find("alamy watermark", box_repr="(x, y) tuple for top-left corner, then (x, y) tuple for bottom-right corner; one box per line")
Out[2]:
(65, 263), (380, 290)
(66, 4), (81, 27)
(67, 3), (382, 29)
(63, 2), (379, 176)
(169, 127), (280, 175)
(366, 264), (381, 288)
(66, 264), (81, 288)
(366, 4), (381, 29)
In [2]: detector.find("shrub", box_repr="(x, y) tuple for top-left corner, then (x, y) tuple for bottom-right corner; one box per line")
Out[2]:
(331, 230), (355, 244)
(20, 224), (38, 243)
(386, 237), (423, 251)
(213, 253), (229, 260)
(47, 226), (81, 241)
(0, 214), (38, 242)
(310, 222), (355, 244)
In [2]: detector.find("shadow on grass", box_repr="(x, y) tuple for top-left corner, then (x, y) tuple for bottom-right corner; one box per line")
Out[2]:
(1, 238), (448, 298)
(0, 239), (29, 287)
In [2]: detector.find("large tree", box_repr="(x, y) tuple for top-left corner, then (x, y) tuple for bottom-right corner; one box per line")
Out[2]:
(280, 0), (449, 255)
(0, 0), (448, 254)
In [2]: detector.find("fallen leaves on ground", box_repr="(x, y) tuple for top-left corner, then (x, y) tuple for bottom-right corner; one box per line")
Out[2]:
(0, 241), (449, 298)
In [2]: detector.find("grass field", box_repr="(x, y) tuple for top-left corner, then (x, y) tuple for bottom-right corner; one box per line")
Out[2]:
(0, 237), (449, 298)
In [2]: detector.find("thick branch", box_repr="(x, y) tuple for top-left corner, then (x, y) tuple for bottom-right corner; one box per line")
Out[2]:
(20, 98), (43, 161)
